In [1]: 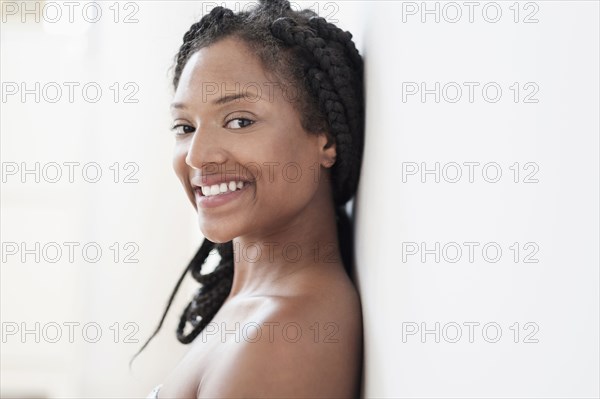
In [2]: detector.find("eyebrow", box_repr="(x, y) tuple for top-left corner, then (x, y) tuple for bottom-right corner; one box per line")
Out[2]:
(170, 91), (262, 110)
(214, 92), (257, 105)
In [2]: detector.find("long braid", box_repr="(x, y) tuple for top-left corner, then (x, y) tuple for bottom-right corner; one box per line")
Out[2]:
(177, 241), (233, 343)
(132, 0), (364, 362)
(306, 16), (365, 190)
(336, 205), (355, 280)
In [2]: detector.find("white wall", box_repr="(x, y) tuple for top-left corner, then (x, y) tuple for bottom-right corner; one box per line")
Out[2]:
(1, 1), (598, 398)
(355, 1), (599, 398)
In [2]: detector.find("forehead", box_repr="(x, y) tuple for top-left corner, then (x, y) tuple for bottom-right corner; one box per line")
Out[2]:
(173, 37), (274, 103)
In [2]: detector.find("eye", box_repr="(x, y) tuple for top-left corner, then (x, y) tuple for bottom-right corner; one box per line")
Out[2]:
(225, 117), (255, 130)
(171, 124), (195, 135)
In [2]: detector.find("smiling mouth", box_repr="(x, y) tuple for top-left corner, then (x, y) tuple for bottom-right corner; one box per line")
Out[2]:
(194, 180), (253, 209)
(197, 180), (248, 197)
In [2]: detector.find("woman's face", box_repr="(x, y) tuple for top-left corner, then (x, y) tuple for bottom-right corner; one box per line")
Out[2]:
(171, 36), (335, 243)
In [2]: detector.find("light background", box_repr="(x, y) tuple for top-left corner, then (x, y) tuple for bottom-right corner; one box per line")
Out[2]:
(1, 1), (598, 398)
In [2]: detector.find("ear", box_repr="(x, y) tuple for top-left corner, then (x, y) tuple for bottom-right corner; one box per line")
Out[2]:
(318, 132), (337, 168)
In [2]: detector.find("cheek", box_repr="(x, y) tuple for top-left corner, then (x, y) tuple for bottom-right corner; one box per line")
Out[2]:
(254, 136), (321, 208)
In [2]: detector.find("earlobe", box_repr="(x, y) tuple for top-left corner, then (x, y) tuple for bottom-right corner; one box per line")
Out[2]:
(318, 132), (337, 168)
(323, 158), (336, 168)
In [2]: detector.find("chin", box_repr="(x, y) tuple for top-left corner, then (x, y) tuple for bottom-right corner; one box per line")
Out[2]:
(198, 225), (235, 244)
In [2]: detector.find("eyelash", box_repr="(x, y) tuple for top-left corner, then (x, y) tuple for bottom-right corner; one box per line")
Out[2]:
(171, 117), (255, 136)
(225, 117), (255, 129)
(171, 124), (195, 135)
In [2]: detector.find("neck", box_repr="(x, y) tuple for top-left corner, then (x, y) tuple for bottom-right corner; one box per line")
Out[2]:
(227, 189), (343, 300)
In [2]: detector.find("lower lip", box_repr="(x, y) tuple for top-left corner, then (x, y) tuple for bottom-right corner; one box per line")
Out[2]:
(195, 183), (252, 209)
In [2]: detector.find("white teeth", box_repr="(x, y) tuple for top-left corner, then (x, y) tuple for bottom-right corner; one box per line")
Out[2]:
(200, 181), (247, 197)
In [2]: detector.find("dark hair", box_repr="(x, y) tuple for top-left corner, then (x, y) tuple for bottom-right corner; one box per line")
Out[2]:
(130, 0), (364, 367)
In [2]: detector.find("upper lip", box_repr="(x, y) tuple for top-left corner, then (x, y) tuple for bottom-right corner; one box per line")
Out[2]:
(191, 174), (252, 189)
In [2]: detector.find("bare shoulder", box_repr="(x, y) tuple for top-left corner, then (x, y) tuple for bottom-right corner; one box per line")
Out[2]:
(198, 268), (363, 398)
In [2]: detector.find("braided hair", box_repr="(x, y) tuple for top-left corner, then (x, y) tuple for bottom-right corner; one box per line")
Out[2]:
(130, 0), (364, 366)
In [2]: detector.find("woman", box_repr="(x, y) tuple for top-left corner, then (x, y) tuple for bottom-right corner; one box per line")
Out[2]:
(138, 1), (365, 397)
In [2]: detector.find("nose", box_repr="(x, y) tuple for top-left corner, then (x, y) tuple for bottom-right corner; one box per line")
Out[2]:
(185, 122), (228, 170)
